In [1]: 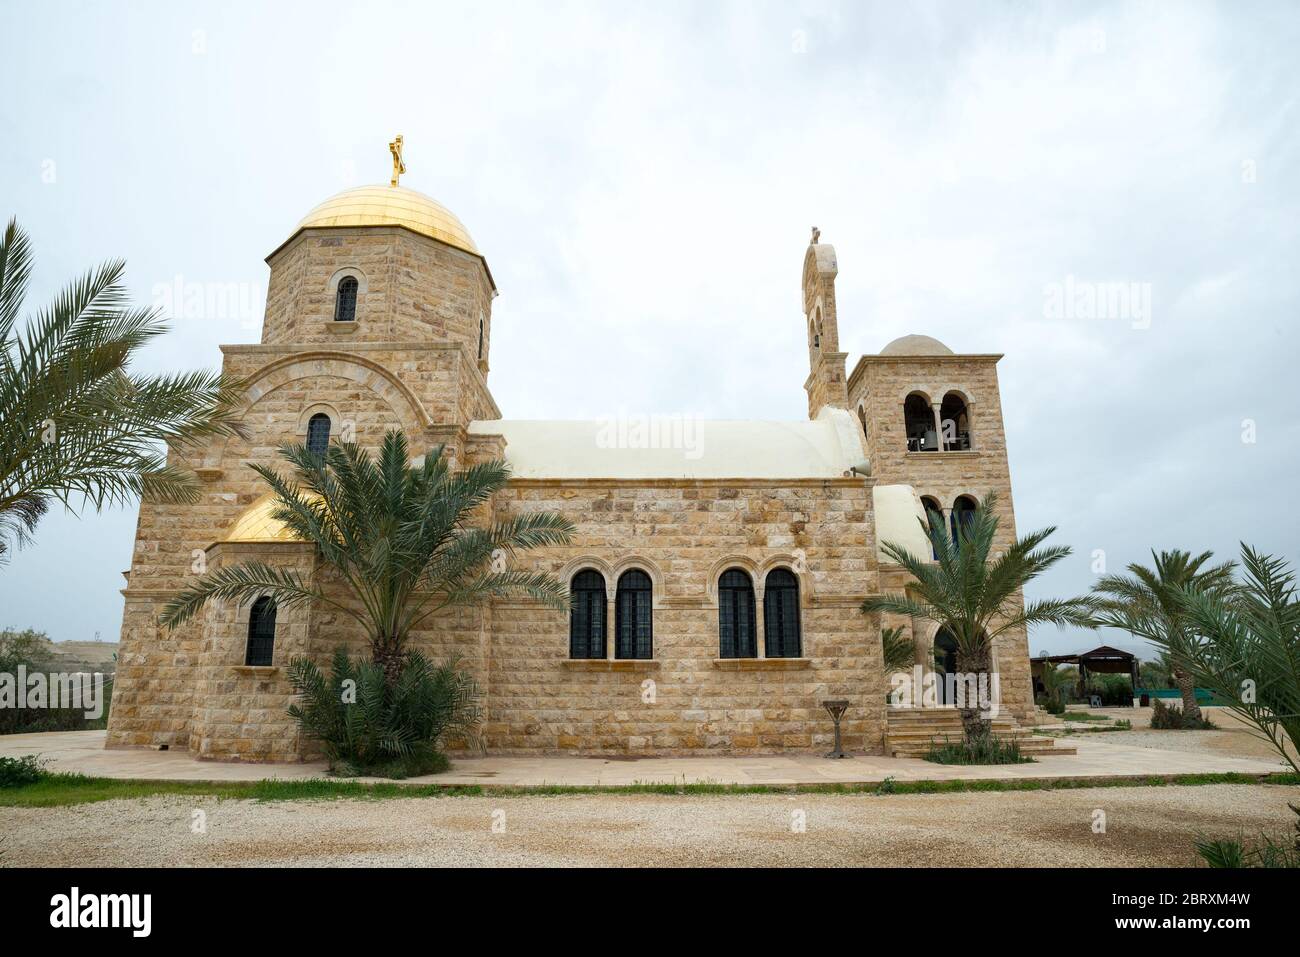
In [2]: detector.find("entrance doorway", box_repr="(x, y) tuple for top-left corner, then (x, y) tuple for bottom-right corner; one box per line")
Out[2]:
(933, 629), (958, 705)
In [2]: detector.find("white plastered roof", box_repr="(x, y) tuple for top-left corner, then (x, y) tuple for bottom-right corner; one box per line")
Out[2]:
(467, 406), (868, 480)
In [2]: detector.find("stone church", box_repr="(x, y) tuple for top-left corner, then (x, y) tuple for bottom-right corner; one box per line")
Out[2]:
(106, 150), (1036, 762)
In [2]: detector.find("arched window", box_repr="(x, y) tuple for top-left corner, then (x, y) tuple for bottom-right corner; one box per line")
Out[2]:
(718, 568), (757, 659)
(478, 315), (484, 360)
(334, 276), (358, 322)
(921, 495), (944, 560)
(904, 393), (936, 452)
(615, 569), (653, 659)
(857, 404), (869, 440)
(245, 596), (276, 666)
(950, 495), (977, 547)
(940, 393), (971, 451)
(569, 569), (607, 659)
(306, 413), (331, 458)
(763, 568), (802, 658)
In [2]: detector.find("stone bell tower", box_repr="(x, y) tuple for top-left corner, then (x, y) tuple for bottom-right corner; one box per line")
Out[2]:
(802, 227), (849, 419)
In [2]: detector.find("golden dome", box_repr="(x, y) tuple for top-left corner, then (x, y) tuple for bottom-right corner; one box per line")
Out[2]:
(294, 185), (480, 256)
(225, 495), (316, 543)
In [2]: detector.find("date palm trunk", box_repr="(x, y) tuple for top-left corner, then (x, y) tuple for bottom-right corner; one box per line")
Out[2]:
(1173, 666), (1202, 724)
(955, 647), (992, 745)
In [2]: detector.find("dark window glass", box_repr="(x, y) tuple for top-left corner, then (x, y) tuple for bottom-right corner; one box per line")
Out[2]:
(478, 317), (484, 360)
(334, 276), (358, 322)
(950, 496), (977, 547)
(306, 413), (331, 458)
(569, 570), (607, 659)
(718, 568), (757, 658)
(615, 569), (653, 660)
(246, 596), (276, 666)
(921, 496), (943, 560)
(763, 569), (802, 658)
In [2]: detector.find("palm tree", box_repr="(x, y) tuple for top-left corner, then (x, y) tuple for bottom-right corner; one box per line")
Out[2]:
(160, 430), (574, 683)
(0, 218), (246, 564)
(862, 493), (1100, 745)
(1092, 550), (1237, 724)
(881, 625), (916, 673)
(1174, 546), (1299, 773)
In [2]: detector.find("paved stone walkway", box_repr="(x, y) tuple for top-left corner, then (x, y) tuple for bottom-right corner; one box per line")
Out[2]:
(0, 731), (1286, 787)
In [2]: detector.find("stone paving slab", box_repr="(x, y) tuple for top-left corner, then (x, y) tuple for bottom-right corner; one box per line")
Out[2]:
(0, 731), (1287, 788)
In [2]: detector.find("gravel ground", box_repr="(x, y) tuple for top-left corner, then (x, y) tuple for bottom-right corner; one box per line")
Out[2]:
(1061, 708), (1298, 763)
(3, 784), (1297, 867)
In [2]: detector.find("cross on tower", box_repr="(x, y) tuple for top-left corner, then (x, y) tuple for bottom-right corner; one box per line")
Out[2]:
(389, 134), (406, 187)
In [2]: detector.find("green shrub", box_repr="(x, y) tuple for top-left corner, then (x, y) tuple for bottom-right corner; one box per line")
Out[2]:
(924, 734), (1035, 765)
(1197, 806), (1300, 868)
(0, 754), (49, 788)
(1151, 697), (1216, 730)
(286, 648), (480, 778)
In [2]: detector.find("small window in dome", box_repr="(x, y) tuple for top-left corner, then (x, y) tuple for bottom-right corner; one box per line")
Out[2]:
(334, 276), (358, 322)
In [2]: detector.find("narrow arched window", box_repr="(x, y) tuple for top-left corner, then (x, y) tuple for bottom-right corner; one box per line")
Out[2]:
(763, 568), (802, 658)
(615, 569), (653, 660)
(478, 316), (484, 360)
(857, 404), (869, 440)
(306, 413), (331, 458)
(904, 393), (936, 452)
(569, 569), (606, 659)
(921, 495), (944, 560)
(246, 596), (276, 666)
(940, 393), (971, 451)
(718, 568), (757, 659)
(951, 495), (977, 547)
(334, 276), (358, 322)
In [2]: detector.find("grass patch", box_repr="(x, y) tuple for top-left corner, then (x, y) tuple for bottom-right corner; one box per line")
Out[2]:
(924, 735), (1036, 765)
(1062, 712), (1110, 722)
(2, 767), (1296, 808)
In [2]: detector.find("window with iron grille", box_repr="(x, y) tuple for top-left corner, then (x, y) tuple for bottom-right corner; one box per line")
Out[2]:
(245, 596), (276, 666)
(306, 413), (331, 458)
(718, 568), (757, 658)
(763, 568), (802, 658)
(615, 569), (653, 659)
(569, 569), (606, 659)
(334, 276), (358, 322)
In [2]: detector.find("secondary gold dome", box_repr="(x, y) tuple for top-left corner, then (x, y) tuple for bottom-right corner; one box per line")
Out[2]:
(295, 185), (480, 256)
(225, 495), (318, 543)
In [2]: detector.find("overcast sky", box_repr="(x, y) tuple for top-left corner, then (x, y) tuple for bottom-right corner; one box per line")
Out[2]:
(1, 0), (1296, 658)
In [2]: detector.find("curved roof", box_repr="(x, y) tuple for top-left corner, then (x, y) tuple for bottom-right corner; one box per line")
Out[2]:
(467, 407), (868, 480)
(294, 185), (480, 256)
(880, 334), (954, 357)
(225, 495), (315, 543)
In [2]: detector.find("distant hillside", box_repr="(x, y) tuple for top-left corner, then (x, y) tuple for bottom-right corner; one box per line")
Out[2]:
(50, 640), (118, 672)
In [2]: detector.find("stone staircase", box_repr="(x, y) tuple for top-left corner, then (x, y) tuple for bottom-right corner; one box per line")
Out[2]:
(885, 707), (1077, 758)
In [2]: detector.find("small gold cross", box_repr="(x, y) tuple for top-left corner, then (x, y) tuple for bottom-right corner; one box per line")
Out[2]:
(389, 134), (406, 187)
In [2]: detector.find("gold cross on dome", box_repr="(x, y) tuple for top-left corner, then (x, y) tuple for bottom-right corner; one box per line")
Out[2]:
(389, 135), (406, 187)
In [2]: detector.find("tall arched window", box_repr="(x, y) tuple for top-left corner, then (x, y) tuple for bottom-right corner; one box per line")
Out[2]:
(718, 568), (757, 659)
(921, 495), (944, 560)
(245, 596), (277, 666)
(950, 495), (977, 547)
(569, 569), (607, 659)
(857, 404), (869, 440)
(478, 315), (485, 360)
(940, 393), (971, 451)
(904, 393), (936, 452)
(763, 568), (802, 658)
(615, 569), (653, 660)
(306, 413), (331, 458)
(334, 276), (358, 322)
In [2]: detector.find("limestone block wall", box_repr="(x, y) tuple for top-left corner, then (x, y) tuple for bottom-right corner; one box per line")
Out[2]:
(261, 228), (494, 365)
(479, 478), (888, 755)
(849, 354), (1034, 722)
(186, 542), (316, 762)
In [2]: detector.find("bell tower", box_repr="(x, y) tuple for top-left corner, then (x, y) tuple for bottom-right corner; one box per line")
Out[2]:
(802, 227), (848, 419)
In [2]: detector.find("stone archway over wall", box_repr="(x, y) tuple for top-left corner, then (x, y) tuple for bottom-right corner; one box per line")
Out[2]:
(203, 353), (432, 468)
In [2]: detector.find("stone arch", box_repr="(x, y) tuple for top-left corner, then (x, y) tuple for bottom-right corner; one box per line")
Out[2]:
(203, 353), (430, 468)
(755, 555), (814, 603)
(326, 266), (369, 297)
(609, 556), (666, 608)
(703, 554), (762, 605)
(295, 401), (343, 436)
